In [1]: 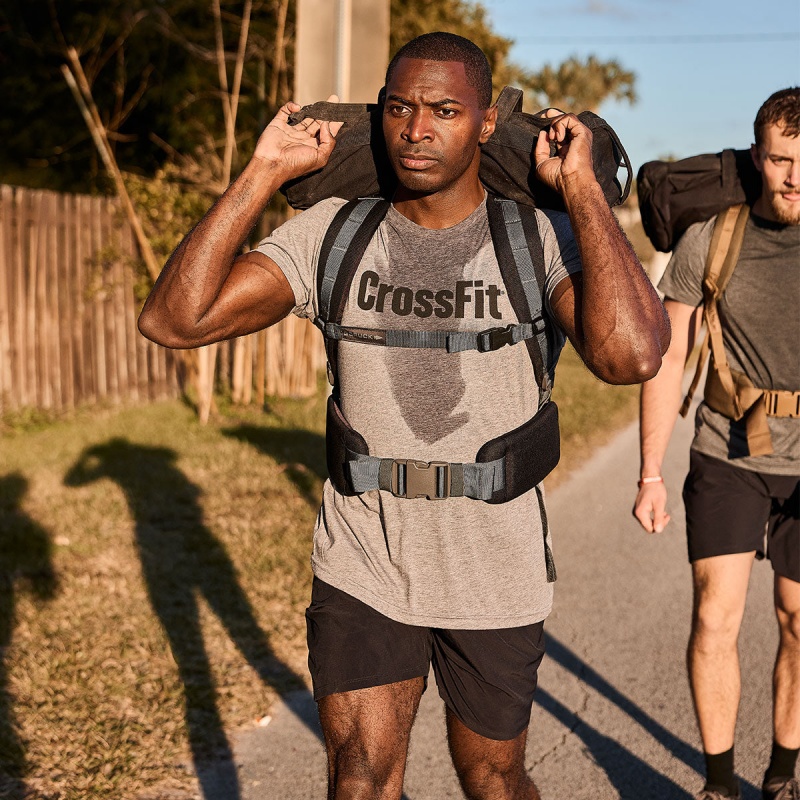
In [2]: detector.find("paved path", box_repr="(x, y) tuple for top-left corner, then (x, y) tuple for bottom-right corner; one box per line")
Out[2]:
(222, 409), (778, 800)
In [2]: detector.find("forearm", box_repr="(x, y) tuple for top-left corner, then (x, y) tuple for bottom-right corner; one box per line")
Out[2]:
(563, 176), (670, 384)
(139, 157), (284, 343)
(639, 353), (686, 478)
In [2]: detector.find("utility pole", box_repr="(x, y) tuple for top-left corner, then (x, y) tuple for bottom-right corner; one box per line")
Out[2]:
(295, 0), (389, 104)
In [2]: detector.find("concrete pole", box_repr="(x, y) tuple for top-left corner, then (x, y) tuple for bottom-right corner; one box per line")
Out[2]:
(335, 0), (353, 101)
(295, 0), (389, 105)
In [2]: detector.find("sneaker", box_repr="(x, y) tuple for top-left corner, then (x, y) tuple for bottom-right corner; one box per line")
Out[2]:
(763, 777), (800, 800)
(696, 785), (741, 800)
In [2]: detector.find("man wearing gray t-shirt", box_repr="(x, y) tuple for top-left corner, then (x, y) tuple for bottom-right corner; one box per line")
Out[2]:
(140, 32), (668, 800)
(634, 88), (800, 800)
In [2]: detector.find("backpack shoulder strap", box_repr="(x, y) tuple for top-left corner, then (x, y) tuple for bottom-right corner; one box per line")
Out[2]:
(679, 203), (750, 416)
(316, 197), (390, 386)
(486, 195), (555, 401)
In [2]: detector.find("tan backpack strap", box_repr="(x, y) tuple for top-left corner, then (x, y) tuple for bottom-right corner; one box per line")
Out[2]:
(680, 331), (709, 417)
(680, 204), (750, 415)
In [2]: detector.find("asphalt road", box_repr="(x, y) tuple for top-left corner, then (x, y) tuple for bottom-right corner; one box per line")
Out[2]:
(214, 408), (779, 800)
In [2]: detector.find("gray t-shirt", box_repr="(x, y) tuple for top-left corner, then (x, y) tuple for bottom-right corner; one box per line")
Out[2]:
(257, 196), (581, 628)
(659, 213), (800, 475)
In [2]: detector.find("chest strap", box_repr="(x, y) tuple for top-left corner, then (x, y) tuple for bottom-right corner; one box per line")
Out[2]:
(314, 318), (547, 353)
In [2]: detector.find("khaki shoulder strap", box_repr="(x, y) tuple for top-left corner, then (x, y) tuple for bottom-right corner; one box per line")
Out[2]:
(679, 204), (749, 417)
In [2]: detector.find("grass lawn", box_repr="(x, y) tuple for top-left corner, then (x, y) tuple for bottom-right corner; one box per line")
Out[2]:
(0, 348), (639, 799)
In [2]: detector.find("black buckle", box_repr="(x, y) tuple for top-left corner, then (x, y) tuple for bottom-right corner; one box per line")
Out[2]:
(477, 324), (515, 353)
(391, 460), (450, 500)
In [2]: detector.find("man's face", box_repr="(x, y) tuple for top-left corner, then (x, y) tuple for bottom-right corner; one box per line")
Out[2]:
(751, 123), (800, 224)
(382, 57), (495, 196)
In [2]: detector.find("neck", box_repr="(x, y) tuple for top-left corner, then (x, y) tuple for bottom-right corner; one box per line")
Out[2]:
(392, 179), (486, 228)
(752, 193), (778, 222)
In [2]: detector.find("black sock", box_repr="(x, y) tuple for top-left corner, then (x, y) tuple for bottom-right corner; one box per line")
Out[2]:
(705, 746), (738, 795)
(764, 742), (799, 783)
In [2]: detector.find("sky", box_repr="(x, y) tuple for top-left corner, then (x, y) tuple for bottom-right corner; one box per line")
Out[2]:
(479, 0), (800, 173)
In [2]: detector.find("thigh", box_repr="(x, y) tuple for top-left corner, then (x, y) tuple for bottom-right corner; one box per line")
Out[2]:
(318, 677), (425, 783)
(683, 451), (772, 562)
(305, 577), (432, 699)
(775, 573), (800, 621)
(446, 710), (533, 798)
(431, 622), (546, 741)
(766, 476), (800, 582)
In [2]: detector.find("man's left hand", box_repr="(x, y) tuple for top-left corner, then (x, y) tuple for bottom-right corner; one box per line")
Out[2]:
(534, 110), (596, 194)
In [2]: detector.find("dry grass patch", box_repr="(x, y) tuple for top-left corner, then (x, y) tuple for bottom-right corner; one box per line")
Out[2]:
(548, 343), (640, 487)
(1, 392), (325, 799)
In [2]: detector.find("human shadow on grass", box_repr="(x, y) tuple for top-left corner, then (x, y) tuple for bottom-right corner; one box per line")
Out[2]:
(219, 425), (417, 800)
(64, 439), (320, 800)
(221, 426), (327, 509)
(0, 473), (57, 800)
(539, 635), (759, 799)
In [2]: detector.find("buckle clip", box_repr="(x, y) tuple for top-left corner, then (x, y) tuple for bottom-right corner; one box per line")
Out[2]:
(391, 460), (450, 500)
(477, 324), (515, 353)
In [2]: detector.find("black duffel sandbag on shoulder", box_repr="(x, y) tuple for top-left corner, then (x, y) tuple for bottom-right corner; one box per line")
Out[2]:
(280, 86), (632, 211)
(637, 149), (762, 253)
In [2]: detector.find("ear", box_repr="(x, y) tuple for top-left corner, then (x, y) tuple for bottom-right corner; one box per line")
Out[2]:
(480, 104), (498, 144)
(750, 142), (764, 174)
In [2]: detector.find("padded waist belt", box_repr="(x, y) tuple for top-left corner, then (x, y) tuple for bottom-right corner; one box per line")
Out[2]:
(347, 454), (505, 501)
(326, 395), (560, 505)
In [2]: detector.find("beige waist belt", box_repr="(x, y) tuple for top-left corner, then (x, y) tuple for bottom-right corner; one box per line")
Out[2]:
(742, 390), (800, 458)
(704, 367), (800, 457)
(764, 390), (800, 418)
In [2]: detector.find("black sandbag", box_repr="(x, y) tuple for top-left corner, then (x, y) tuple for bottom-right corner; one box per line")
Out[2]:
(280, 86), (631, 211)
(637, 149), (762, 253)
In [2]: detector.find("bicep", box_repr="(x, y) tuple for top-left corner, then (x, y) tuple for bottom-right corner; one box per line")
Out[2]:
(662, 298), (702, 366)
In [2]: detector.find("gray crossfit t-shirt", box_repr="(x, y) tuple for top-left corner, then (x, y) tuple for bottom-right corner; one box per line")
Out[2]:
(659, 213), (800, 475)
(257, 196), (581, 628)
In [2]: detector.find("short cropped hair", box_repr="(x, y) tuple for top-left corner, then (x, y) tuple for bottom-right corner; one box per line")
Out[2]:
(754, 87), (800, 146)
(385, 32), (493, 109)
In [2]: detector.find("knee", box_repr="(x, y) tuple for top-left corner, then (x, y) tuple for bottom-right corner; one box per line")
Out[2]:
(455, 755), (535, 800)
(776, 605), (800, 646)
(691, 600), (742, 650)
(327, 734), (404, 798)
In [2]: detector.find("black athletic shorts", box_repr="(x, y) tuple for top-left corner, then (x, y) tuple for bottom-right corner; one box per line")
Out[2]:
(682, 451), (800, 581)
(305, 577), (546, 741)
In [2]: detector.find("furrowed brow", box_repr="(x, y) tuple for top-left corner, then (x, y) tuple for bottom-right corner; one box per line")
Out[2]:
(385, 94), (464, 108)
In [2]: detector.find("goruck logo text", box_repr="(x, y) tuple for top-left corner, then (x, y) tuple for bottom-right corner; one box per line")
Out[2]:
(357, 270), (504, 320)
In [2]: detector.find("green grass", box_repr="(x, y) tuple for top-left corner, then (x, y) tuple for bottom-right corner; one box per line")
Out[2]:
(0, 357), (640, 799)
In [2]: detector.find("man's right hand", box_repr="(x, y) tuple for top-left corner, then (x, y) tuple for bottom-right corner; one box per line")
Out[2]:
(633, 481), (671, 533)
(253, 95), (344, 182)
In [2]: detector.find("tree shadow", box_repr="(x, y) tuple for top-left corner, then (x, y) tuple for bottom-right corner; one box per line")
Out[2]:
(540, 635), (759, 799)
(0, 473), (57, 800)
(221, 426), (327, 509)
(64, 439), (320, 800)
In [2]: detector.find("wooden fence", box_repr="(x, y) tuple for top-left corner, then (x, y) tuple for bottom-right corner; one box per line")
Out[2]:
(0, 184), (324, 415)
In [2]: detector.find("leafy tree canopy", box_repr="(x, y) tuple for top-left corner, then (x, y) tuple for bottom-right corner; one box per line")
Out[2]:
(0, 0), (635, 193)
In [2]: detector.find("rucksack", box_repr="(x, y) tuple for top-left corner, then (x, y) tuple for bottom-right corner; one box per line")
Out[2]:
(281, 86), (632, 212)
(679, 204), (800, 456)
(317, 193), (561, 579)
(637, 149), (761, 253)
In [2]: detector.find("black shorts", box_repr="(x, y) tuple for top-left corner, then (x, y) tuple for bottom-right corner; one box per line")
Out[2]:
(682, 451), (799, 581)
(305, 577), (546, 741)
